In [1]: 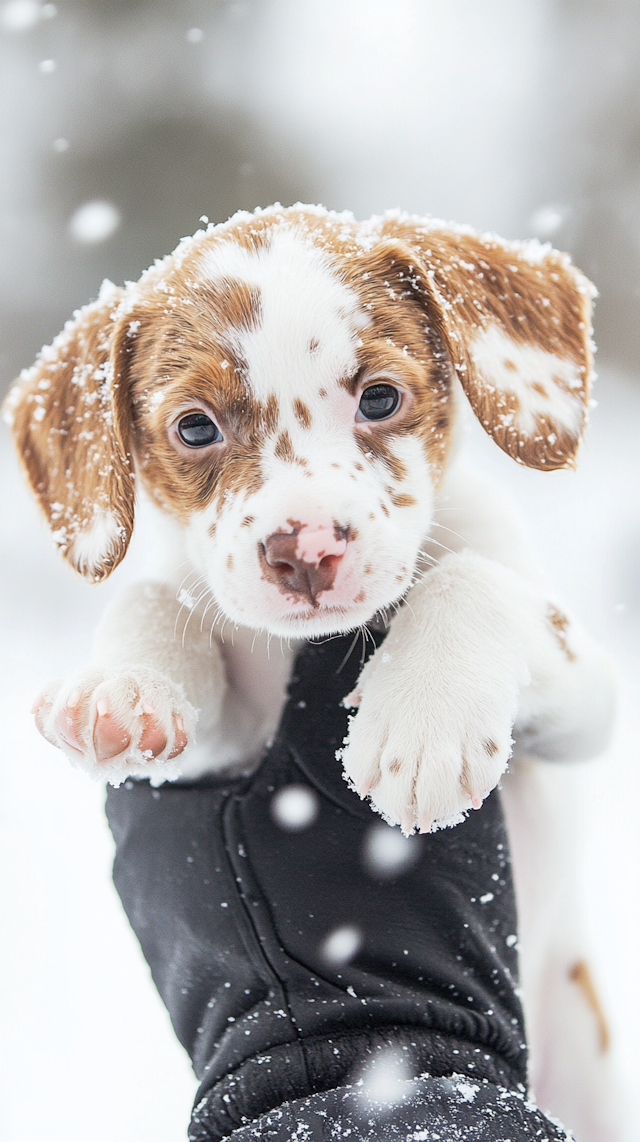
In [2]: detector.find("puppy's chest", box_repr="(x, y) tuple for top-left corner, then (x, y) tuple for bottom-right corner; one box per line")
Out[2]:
(226, 630), (298, 707)
(217, 614), (391, 764)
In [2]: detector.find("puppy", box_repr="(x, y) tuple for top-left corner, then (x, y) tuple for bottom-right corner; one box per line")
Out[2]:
(5, 205), (619, 1136)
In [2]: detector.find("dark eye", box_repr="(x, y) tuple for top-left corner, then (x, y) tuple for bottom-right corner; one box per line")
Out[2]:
(177, 412), (223, 448)
(358, 383), (401, 421)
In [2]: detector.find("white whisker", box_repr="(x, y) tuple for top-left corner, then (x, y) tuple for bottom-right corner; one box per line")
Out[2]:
(180, 585), (212, 646)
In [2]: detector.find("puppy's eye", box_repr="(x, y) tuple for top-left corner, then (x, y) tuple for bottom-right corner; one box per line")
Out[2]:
(177, 412), (223, 447)
(358, 383), (401, 421)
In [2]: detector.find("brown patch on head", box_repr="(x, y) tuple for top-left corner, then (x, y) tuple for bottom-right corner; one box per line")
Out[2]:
(208, 521), (217, 538)
(504, 359), (517, 372)
(483, 739), (499, 757)
(547, 605), (576, 662)
(569, 961), (611, 1053)
(318, 388), (327, 399)
(388, 759), (403, 777)
(293, 398), (312, 429)
(241, 514), (255, 528)
(309, 337), (320, 354)
(354, 589), (366, 604)
(379, 501), (390, 517)
(197, 279), (263, 337)
(226, 553), (234, 570)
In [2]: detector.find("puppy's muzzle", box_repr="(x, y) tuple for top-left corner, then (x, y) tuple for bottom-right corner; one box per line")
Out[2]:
(259, 525), (350, 607)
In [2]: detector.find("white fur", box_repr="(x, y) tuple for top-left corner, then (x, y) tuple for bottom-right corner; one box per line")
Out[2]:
(469, 324), (585, 436)
(70, 510), (123, 575)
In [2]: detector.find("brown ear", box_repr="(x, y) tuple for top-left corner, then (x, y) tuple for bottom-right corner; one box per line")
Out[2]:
(3, 280), (136, 581)
(378, 217), (595, 469)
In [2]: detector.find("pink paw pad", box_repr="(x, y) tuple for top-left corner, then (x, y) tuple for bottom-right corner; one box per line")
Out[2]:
(93, 700), (132, 761)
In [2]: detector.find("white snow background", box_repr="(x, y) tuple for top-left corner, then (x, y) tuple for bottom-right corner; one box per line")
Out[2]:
(1, 2), (640, 1140)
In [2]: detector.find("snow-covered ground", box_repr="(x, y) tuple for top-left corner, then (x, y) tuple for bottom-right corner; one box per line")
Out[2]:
(1, 367), (639, 1142)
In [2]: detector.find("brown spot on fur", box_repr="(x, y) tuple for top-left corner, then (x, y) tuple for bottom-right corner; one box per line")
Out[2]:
(241, 515), (255, 528)
(547, 605), (576, 661)
(380, 501), (390, 517)
(388, 759), (403, 776)
(354, 589), (366, 603)
(261, 394), (279, 434)
(274, 431), (294, 463)
(273, 434), (308, 468)
(293, 398), (312, 429)
(389, 491), (417, 508)
(334, 522), (354, 542)
(531, 381), (549, 398)
(483, 739), (499, 757)
(208, 521), (217, 538)
(318, 388), (327, 399)
(503, 358), (517, 372)
(227, 553), (234, 569)
(309, 337), (320, 353)
(569, 961), (611, 1053)
(459, 754), (472, 800)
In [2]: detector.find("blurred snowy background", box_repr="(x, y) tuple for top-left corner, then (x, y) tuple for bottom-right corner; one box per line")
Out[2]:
(1, 1), (640, 1139)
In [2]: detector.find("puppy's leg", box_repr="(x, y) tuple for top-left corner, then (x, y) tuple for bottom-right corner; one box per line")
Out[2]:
(340, 463), (615, 831)
(502, 762), (625, 1142)
(34, 581), (228, 785)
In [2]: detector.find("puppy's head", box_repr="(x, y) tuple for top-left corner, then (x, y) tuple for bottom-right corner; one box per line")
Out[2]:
(6, 206), (594, 636)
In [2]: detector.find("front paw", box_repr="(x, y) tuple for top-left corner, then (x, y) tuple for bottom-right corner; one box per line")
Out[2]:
(340, 651), (518, 835)
(33, 666), (198, 786)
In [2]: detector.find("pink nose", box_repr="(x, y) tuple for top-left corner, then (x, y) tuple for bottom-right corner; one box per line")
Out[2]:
(259, 525), (349, 606)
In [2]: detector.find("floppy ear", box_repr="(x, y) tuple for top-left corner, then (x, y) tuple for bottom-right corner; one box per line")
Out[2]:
(379, 217), (595, 469)
(3, 280), (136, 581)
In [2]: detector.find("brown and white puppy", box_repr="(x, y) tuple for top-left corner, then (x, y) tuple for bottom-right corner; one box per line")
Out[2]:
(5, 205), (620, 1137)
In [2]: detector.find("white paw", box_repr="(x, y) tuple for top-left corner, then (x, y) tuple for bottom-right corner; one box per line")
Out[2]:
(32, 666), (198, 786)
(340, 634), (521, 835)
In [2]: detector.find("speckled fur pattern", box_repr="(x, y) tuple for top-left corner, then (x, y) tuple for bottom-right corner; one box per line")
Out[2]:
(4, 205), (621, 1138)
